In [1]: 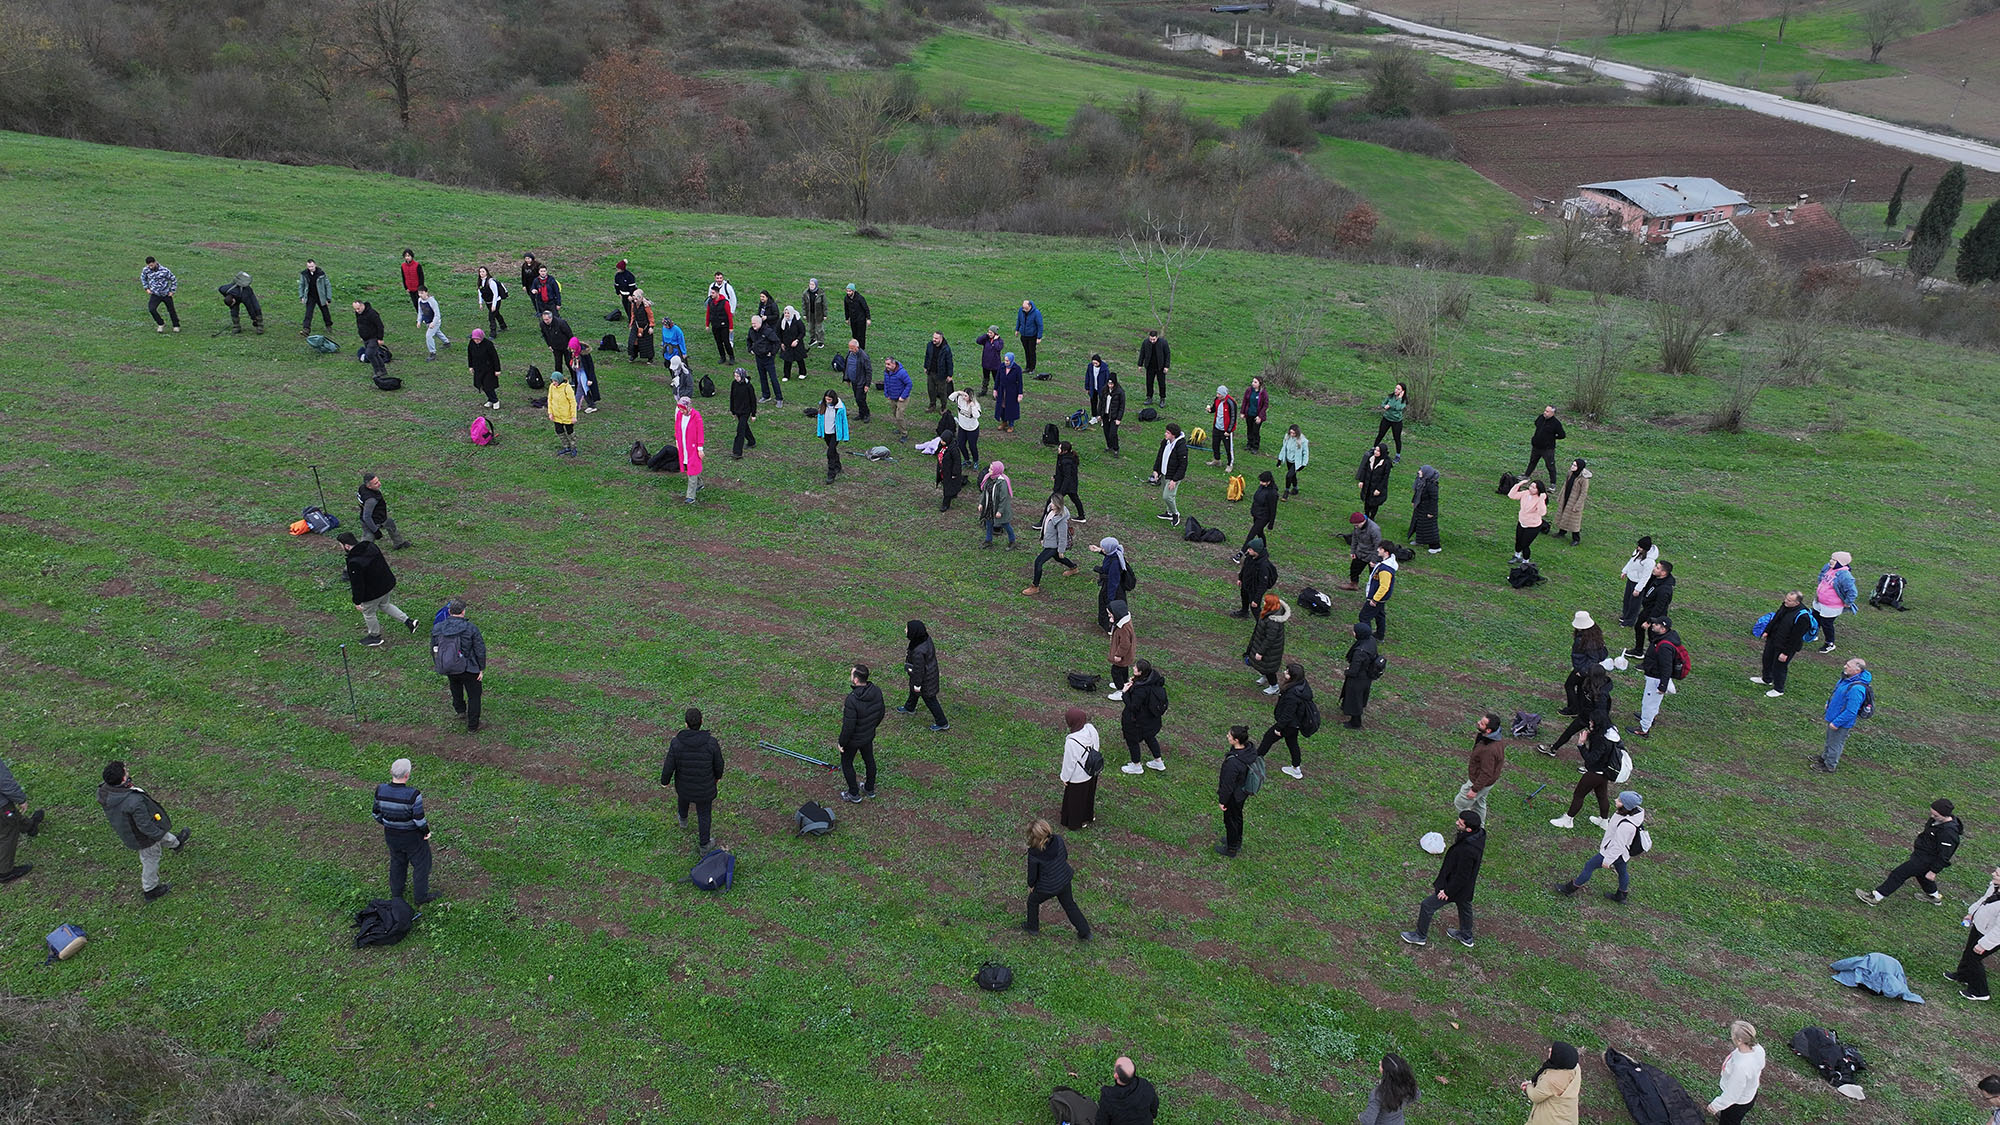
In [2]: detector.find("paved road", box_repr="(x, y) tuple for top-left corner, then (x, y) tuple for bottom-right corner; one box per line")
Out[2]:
(1313, 0), (2000, 172)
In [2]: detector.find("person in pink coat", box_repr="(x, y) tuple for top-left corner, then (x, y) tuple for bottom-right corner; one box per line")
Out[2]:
(676, 397), (706, 504)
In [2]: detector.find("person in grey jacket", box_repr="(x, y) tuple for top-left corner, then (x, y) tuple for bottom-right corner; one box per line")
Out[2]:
(1358, 1053), (1420, 1125)
(357, 472), (412, 550)
(97, 761), (192, 901)
(299, 259), (333, 334)
(431, 599), (488, 731)
(0, 754), (46, 882)
(1342, 511), (1380, 589)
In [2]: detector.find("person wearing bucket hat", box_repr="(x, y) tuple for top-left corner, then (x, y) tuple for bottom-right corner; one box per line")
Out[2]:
(1401, 809), (1483, 948)
(1549, 720), (1620, 829)
(1563, 611), (1608, 716)
(1555, 790), (1645, 902)
(1813, 550), (1860, 653)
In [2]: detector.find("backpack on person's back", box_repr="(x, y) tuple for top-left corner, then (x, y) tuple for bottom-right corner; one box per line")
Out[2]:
(1657, 637), (1693, 680)
(1236, 755), (1267, 801)
(432, 629), (473, 676)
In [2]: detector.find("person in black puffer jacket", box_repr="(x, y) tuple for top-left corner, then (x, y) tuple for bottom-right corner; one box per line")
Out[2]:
(728, 368), (758, 459)
(1340, 621), (1380, 729)
(1626, 560), (1674, 661)
(1256, 664), (1313, 778)
(337, 532), (412, 644)
(1095, 1056), (1160, 1124)
(838, 664), (885, 803)
(660, 708), (726, 850)
(1402, 810), (1484, 948)
(1232, 538), (1275, 619)
(1119, 659), (1168, 770)
(1216, 725), (1257, 857)
(1754, 590), (1814, 697)
(1053, 441), (1086, 522)
(1024, 818), (1091, 940)
(896, 620), (948, 731)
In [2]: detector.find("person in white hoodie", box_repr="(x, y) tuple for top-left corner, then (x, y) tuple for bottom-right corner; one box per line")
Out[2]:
(1554, 790), (1645, 903)
(1617, 536), (1659, 639)
(1058, 707), (1100, 831)
(1946, 866), (2000, 1002)
(1706, 1020), (1766, 1124)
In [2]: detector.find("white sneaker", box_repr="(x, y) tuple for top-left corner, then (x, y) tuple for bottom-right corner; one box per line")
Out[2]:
(1120, 762), (1144, 775)
(1765, 689), (1784, 697)
(1254, 676), (1267, 686)
(1588, 816), (1609, 829)
(1281, 765), (1303, 779)
(1549, 815), (1575, 828)
(155, 324), (165, 333)
(1748, 677), (1768, 685)
(1106, 690), (1124, 701)
(1146, 758), (1167, 771)
(1427, 547), (1442, 554)
(1263, 685), (1280, 695)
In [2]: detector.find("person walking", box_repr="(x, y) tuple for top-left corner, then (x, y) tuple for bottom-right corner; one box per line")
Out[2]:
(1812, 550), (1860, 653)
(1810, 657), (1872, 771)
(1118, 659), (1169, 774)
(1083, 354), (1110, 421)
(416, 287), (449, 359)
(97, 761), (192, 902)
(1231, 537), (1274, 620)
(1360, 541), (1399, 641)
(1091, 537), (1129, 636)
(1096, 1057), (1160, 1123)
(1216, 725), (1257, 857)
(976, 325), (1004, 397)
(1945, 867), (2000, 1001)
(1340, 621), (1382, 728)
(1400, 809), (1484, 948)
(372, 757), (435, 903)
(994, 352), (1024, 433)
(613, 259), (638, 322)
(1635, 616), (1684, 739)
(1356, 443), (1393, 520)
(660, 708), (725, 850)
(1256, 663), (1313, 780)
(1547, 719), (1620, 829)
(1138, 329), (1171, 404)
(779, 306), (808, 383)
(978, 461), (1017, 549)
(1752, 592), (1814, 697)
(1058, 707), (1099, 831)
(1455, 712), (1505, 824)
(1856, 798), (1962, 906)
(357, 472), (413, 551)
(398, 249), (425, 314)
(1526, 405), (1566, 483)
(1240, 377), (1269, 452)
(1553, 459), (1591, 545)
(1015, 299), (1043, 375)
(141, 256), (181, 332)
(922, 331), (954, 410)
(467, 328), (502, 409)
(1239, 472), (1279, 560)
(1024, 495), (1080, 596)
(1277, 424), (1310, 498)
(676, 396), (705, 504)
(337, 531), (414, 646)
(1358, 1054), (1421, 1125)
(1625, 559), (1675, 662)
(546, 369), (580, 458)
(1538, 670), (1613, 761)
(1150, 424), (1188, 526)
(896, 620), (949, 731)
(728, 368), (758, 459)
(519, 252), (542, 294)
(747, 313), (781, 402)
(816, 389), (850, 484)
(539, 308), (574, 374)
(353, 300), (389, 378)
(0, 754), (46, 883)
(476, 266), (508, 336)
(837, 663), (885, 804)
(1207, 386), (1237, 470)
(1518, 1043), (1582, 1124)
(706, 285), (735, 364)
(1408, 464), (1442, 553)
(428, 598), (486, 731)
(1245, 593), (1289, 695)
(835, 338), (873, 423)
(529, 266), (562, 315)
(882, 356), (912, 436)
(1617, 536), (1660, 641)
(1374, 382), (1408, 460)
(843, 283), (871, 349)
(1507, 478), (1548, 563)
(1106, 598), (1136, 700)
(627, 291), (656, 363)
(802, 278), (828, 348)
(1554, 790), (1645, 903)
(1706, 1021), (1766, 1125)
(1023, 818), (1091, 940)
(217, 271), (265, 334)
(1101, 370), (1124, 454)
(1561, 611), (1608, 715)
(1053, 440), (1087, 524)
(299, 258), (333, 335)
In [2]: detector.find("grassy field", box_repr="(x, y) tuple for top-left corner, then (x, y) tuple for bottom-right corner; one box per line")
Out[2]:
(1305, 137), (1542, 244)
(2, 130), (1999, 1124)
(1566, 27), (1892, 90)
(1838, 194), (2000, 275)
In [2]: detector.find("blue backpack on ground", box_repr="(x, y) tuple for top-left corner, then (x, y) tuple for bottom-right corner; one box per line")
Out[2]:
(691, 848), (734, 891)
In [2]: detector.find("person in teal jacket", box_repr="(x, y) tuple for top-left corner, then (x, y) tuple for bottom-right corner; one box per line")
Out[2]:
(1015, 299), (1043, 375)
(816, 388), (851, 484)
(1811, 658), (1872, 772)
(1375, 382), (1408, 461)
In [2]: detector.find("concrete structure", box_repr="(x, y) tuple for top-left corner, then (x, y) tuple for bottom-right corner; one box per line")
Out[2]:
(1566, 177), (1753, 247)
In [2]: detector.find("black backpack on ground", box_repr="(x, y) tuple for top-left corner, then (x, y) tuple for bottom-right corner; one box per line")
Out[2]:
(698, 374), (717, 397)
(1394, 544), (1416, 562)
(1183, 516), (1208, 542)
(1066, 672), (1100, 691)
(1509, 561), (1545, 588)
(1496, 471), (1521, 496)
(1790, 1026), (1865, 1086)
(353, 898), (416, 947)
(1137, 407), (1159, 422)
(526, 365), (545, 389)
(796, 801), (835, 836)
(690, 848), (734, 891)
(1049, 1086), (1097, 1124)
(975, 962), (1013, 991)
(628, 441), (650, 465)
(1299, 586), (1333, 616)
(372, 374), (402, 391)
(1042, 423), (1060, 446)
(1869, 572), (1907, 610)
(648, 444), (680, 472)
(599, 333), (619, 353)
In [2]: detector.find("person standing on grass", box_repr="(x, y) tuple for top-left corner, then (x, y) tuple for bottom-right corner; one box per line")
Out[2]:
(1945, 867), (2000, 1002)
(299, 258), (333, 335)
(571, 338), (603, 414)
(978, 461), (1016, 549)
(844, 283), (871, 349)
(1096, 1056), (1160, 1123)
(706, 285), (735, 364)
(1812, 550), (1860, 653)
(1106, 598), (1136, 701)
(1518, 1043), (1582, 1123)
(627, 290), (655, 363)
(1374, 382), (1408, 460)
(817, 388), (850, 484)
(1277, 424), (1310, 498)
(802, 278), (828, 348)
(467, 328), (502, 409)
(1627, 559), (1674, 662)
(1357, 443), (1393, 520)
(1856, 798), (1961, 906)
(337, 531), (414, 646)
(883, 356), (913, 437)
(1101, 370), (1125, 454)
(416, 287), (448, 360)
(429, 598), (486, 731)
(995, 352), (1025, 433)
(953, 387), (983, 464)
(896, 620), (949, 731)
(1526, 404), (1566, 483)
(976, 325), (1004, 397)
(1562, 611), (1608, 715)
(1706, 1021), (1766, 1125)
(1119, 659), (1169, 774)
(660, 315), (687, 367)
(660, 708), (725, 852)
(1216, 724), (1257, 857)
(1058, 707), (1099, 831)
(1207, 386), (1237, 470)
(1752, 591), (1814, 697)
(1361, 540), (1398, 641)
(1024, 495), (1079, 596)
(728, 368), (758, 460)
(1015, 298), (1042, 375)
(1400, 809), (1483, 948)
(1138, 328), (1170, 404)
(476, 267), (508, 336)
(1809, 656), (1872, 772)
(837, 664), (885, 804)
(1358, 1053), (1420, 1125)
(1547, 719), (1620, 829)
(1455, 711), (1505, 825)
(530, 266), (562, 315)
(97, 761), (192, 903)
(1340, 621), (1381, 729)
(747, 313), (781, 403)
(1238, 472), (1279, 562)
(779, 305), (808, 383)
(1231, 537), (1274, 620)
(357, 472), (413, 551)
(1240, 377), (1269, 452)
(836, 338), (873, 422)
(142, 257), (181, 332)
(1507, 478), (1548, 563)
(1151, 424), (1188, 526)
(373, 757), (435, 904)
(354, 301), (389, 378)
(539, 309), (573, 374)
(923, 330), (955, 410)
(1245, 593), (1289, 696)
(1084, 353), (1111, 420)
(613, 259), (638, 321)
(1256, 662), (1313, 780)
(1553, 458), (1591, 544)
(1555, 790), (1646, 903)
(676, 396), (705, 504)
(1091, 537), (1129, 635)
(519, 253), (541, 294)
(546, 370), (579, 458)
(937, 425), (967, 512)
(1635, 616), (1684, 739)
(1052, 440), (1087, 524)
(1024, 818), (1091, 941)
(0, 754), (46, 884)
(1618, 536), (1660, 636)
(398, 249), (425, 314)
(1409, 464), (1442, 553)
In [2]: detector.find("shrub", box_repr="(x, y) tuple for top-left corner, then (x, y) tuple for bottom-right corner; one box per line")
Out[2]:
(1647, 73), (1699, 105)
(1334, 203), (1380, 251)
(1707, 358), (1771, 432)
(1568, 316), (1625, 420)
(1249, 93), (1316, 150)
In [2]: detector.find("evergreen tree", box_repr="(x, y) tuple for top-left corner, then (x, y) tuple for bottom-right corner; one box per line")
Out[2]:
(1956, 201), (2000, 285)
(1884, 164), (1912, 228)
(1907, 163), (1965, 281)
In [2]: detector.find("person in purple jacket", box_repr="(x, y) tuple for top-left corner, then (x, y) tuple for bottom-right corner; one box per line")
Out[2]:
(975, 325), (1005, 397)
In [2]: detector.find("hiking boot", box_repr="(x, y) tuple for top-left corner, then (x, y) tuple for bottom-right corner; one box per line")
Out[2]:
(1548, 815), (1574, 828)
(1337, 582), (1359, 591)
(362, 634), (385, 647)
(1854, 889), (1881, 905)
(1146, 758), (1166, 771)
(1281, 765), (1303, 780)
(143, 883), (173, 902)
(0, 865), (32, 883)
(1553, 881), (1579, 896)
(1120, 762), (1144, 775)
(1398, 931), (1427, 946)
(1021, 585), (1041, 595)
(1446, 927), (1475, 947)
(1603, 890), (1628, 903)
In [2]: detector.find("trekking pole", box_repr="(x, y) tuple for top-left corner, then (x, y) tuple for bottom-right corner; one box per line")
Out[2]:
(309, 465), (327, 510)
(1525, 782), (1548, 804)
(338, 643), (361, 721)
(758, 740), (835, 770)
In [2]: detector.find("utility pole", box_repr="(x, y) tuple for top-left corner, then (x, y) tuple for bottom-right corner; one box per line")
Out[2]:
(1834, 178), (1855, 221)
(1949, 77), (1970, 126)
(1555, 0), (1566, 46)
(1755, 43), (1766, 90)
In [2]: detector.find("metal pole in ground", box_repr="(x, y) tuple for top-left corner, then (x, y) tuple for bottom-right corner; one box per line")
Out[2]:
(310, 464), (327, 509)
(339, 643), (360, 721)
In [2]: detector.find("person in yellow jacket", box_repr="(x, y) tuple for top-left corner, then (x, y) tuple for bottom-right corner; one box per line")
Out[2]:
(1519, 1041), (1580, 1125)
(546, 371), (579, 457)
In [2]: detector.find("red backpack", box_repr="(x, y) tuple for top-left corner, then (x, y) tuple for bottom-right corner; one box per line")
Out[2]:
(1659, 638), (1692, 680)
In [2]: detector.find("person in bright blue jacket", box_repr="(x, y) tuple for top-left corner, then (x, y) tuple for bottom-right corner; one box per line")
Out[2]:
(1811, 550), (1860, 653)
(1015, 299), (1043, 375)
(660, 317), (687, 363)
(815, 388), (851, 485)
(1811, 658), (1872, 773)
(882, 357), (913, 436)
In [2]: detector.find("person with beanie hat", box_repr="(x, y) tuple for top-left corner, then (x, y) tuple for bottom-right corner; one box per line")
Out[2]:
(1857, 798), (1962, 905)
(1636, 613), (1683, 738)
(1208, 385), (1237, 469)
(1455, 712), (1505, 823)
(1023, 817), (1090, 940)
(1340, 621), (1380, 728)
(1343, 511), (1381, 589)
(1118, 658), (1169, 774)
(1256, 663), (1313, 779)
(1058, 707), (1099, 830)
(1519, 1042), (1582, 1124)
(1813, 549), (1860, 653)
(1244, 593), (1289, 695)
(894, 620), (948, 731)
(1236, 470), (1279, 561)
(546, 368), (579, 457)
(1106, 599), (1137, 700)
(1555, 790), (1645, 902)
(613, 259), (638, 321)
(468, 327), (503, 409)
(1232, 537), (1275, 619)
(1401, 809), (1483, 947)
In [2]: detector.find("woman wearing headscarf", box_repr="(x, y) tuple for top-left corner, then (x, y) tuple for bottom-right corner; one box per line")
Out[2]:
(1105, 599), (1135, 700)
(1561, 611), (1608, 716)
(779, 305), (807, 383)
(1340, 621), (1380, 729)
(895, 620), (948, 731)
(936, 427), (966, 512)
(1058, 707), (1099, 830)
(979, 461), (1016, 548)
(1244, 593), (1289, 695)
(1256, 663), (1312, 780)
(816, 388), (850, 485)
(1519, 1042), (1581, 1125)
(466, 328), (502, 409)
(570, 338), (601, 414)
(626, 290), (655, 363)
(1024, 495), (1078, 595)
(1408, 464), (1441, 554)
(1812, 550), (1859, 654)
(1091, 537), (1127, 636)
(1553, 458), (1591, 544)
(1356, 443), (1393, 520)
(994, 352), (1025, 433)
(1024, 818), (1091, 941)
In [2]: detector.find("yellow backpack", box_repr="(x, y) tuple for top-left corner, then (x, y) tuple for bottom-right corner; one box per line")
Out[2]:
(1226, 475), (1246, 501)
(1190, 426), (1207, 448)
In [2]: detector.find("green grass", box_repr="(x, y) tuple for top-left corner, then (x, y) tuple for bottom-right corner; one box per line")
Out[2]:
(2, 129), (1998, 1124)
(1306, 136), (1544, 243)
(1839, 195), (2000, 275)
(1567, 27), (1892, 90)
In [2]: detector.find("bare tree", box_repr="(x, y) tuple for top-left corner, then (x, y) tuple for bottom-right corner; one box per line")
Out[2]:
(1596, 0), (1645, 35)
(1568, 315), (1627, 419)
(814, 76), (901, 227)
(1118, 210), (1214, 336)
(279, 11), (346, 106)
(1773, 0), (1800, 41)
(1859, 0), (1919, 62)
(1645, 249), (1759, 374)
(338, 0), (436, 128)
(1656, 0), (1694, 31)
(1257, 301), (1328, 393)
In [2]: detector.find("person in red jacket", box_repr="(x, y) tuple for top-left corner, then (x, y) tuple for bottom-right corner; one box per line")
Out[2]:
(706, 285), (735, 364)
(398, 249), (424, 314)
